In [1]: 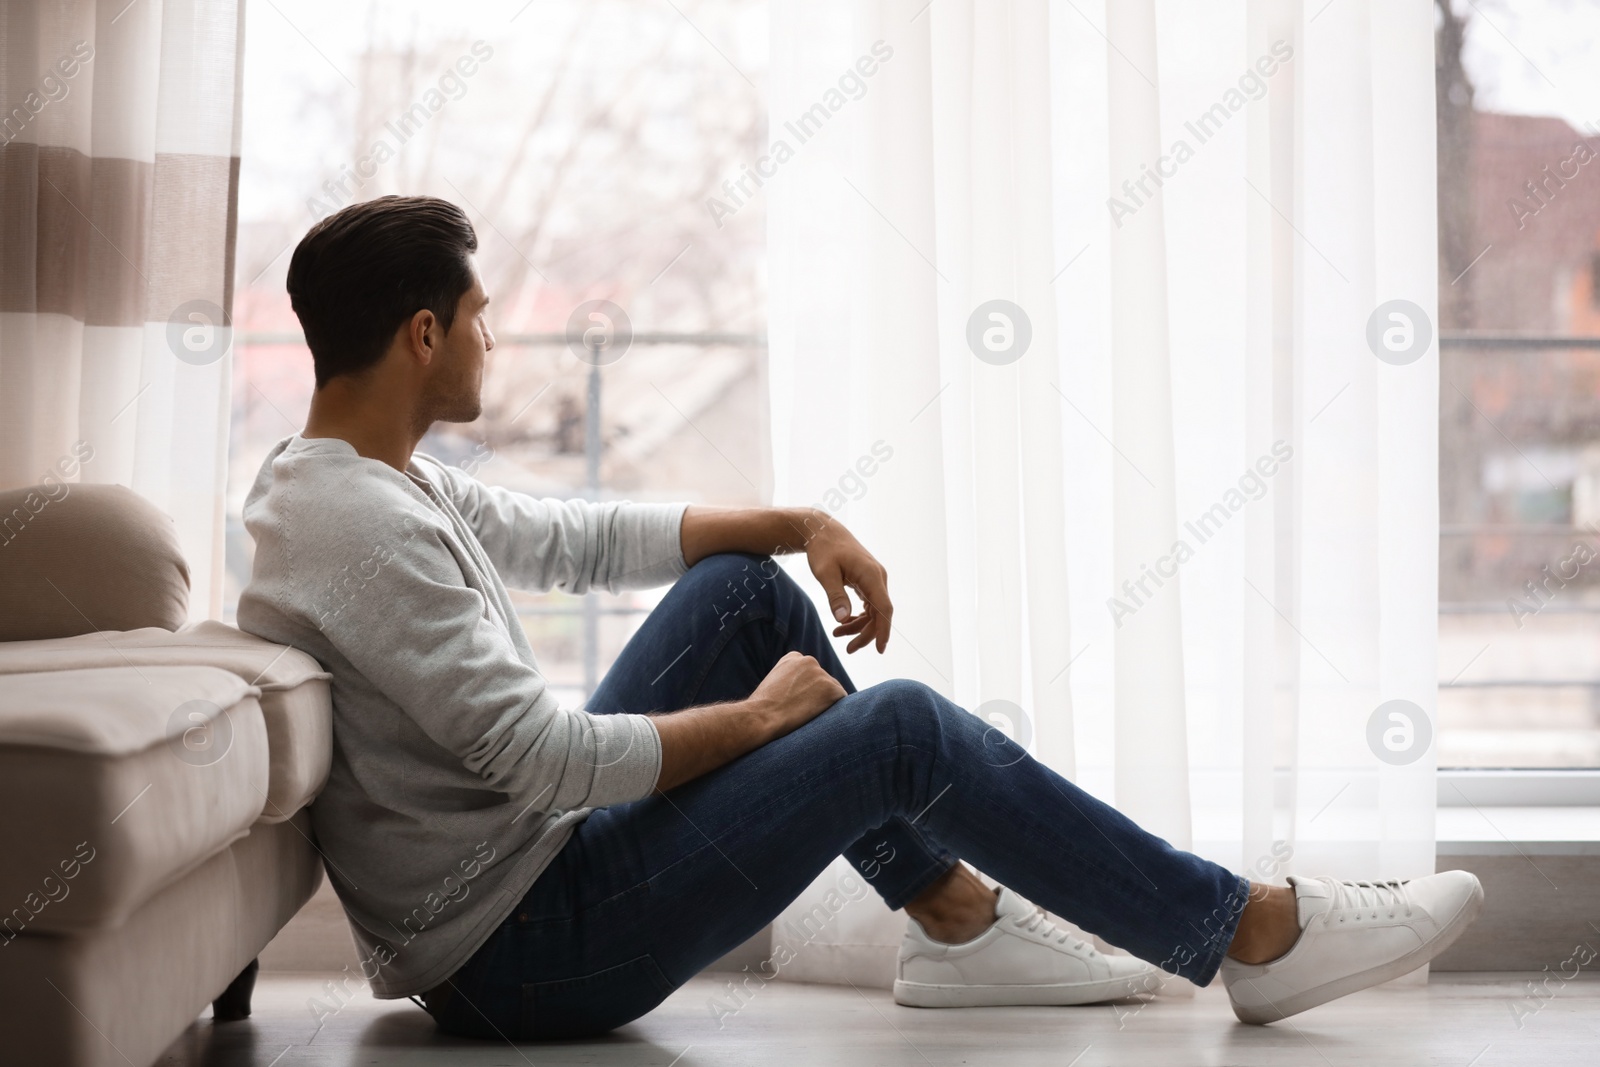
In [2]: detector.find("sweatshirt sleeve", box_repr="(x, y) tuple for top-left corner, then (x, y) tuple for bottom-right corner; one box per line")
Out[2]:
(427, 460), (688, 594)
(298, 499), (661, 812)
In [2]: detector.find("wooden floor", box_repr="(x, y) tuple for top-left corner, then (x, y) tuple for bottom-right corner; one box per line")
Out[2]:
(155, 971), (1599, 1066)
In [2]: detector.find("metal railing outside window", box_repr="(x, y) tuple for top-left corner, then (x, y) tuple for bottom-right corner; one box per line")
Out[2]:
(1438, 331), (1600, 779)
(231, 329), (1599, 778)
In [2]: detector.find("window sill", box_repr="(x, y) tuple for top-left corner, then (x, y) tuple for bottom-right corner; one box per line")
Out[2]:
(1437, 806), (1600, 850)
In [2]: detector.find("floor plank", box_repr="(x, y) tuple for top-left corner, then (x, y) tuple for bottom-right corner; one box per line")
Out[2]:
(152, 971), (1600, 1066)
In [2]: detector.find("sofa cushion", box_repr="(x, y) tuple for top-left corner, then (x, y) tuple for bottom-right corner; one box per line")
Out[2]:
(0, 483), (190, 640)
(0, 666), (269, 933)
(0, 622), (333, 821)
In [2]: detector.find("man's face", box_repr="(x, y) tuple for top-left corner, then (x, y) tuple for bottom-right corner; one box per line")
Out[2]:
(425, 263), (495, 424)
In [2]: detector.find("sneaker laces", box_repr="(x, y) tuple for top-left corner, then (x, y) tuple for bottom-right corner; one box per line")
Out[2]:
(1014, 906), (1094, 953)
(1328, 879), (1414, 921)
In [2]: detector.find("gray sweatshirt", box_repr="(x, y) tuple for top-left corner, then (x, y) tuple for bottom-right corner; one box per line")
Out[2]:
(237, 435), (686, 998)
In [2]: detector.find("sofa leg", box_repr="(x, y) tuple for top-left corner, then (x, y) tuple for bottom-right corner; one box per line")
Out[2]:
(213, 958), (260, 1022)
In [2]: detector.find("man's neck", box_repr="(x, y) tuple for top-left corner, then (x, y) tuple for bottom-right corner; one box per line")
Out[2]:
(303, 379), (427, 473)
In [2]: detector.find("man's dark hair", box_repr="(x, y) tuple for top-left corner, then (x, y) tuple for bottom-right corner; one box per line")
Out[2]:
(287, 195), (479, 388)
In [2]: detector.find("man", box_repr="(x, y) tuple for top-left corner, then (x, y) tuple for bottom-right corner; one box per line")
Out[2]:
(239, 195), (1483, 1041)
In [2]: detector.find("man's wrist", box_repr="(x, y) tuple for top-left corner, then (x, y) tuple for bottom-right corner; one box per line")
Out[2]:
(782, 506), (831, 552)
(735, 694), (784, 746)
(681, 504), (833, 565)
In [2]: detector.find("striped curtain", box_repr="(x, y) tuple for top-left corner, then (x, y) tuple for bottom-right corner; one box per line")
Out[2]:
(1, 0), (244, 619)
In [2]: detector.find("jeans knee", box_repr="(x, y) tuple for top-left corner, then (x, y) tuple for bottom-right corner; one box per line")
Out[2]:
(872, 677), (939, 704)
(692, 552), (786, 627)
(857, 678), (949, 740)
(690, 551), (778, 584)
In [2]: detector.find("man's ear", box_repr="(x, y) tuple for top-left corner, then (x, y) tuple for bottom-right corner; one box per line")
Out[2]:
(406, 308), (440, 366)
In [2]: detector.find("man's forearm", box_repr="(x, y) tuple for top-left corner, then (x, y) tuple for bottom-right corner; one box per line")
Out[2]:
(650, 650), (849, 791)
(680, 505), (831, 567)
(651, 699), (777, 792)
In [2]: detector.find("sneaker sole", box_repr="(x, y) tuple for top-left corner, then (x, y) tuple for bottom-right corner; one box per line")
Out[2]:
(1228, 878), (1486, 1025)
(893, 972), (1155, 1008)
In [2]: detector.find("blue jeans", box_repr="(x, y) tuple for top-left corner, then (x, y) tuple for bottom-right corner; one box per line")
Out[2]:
(430, 554), (1247, 1039)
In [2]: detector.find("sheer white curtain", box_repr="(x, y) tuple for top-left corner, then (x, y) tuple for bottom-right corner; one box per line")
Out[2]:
(766, 0), (1438, 987)
(0, 0), (244, 619)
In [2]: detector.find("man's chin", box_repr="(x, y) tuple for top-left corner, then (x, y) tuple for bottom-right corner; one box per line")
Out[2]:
(437, 397), (484, 425)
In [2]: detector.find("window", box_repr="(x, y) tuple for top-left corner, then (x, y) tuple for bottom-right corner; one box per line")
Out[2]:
(230, 0), (769, 705)
(1436, 0), (1600, 770)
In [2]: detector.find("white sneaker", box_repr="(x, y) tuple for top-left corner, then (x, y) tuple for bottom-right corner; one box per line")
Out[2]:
(893, 887), (1158, 1007)
(1220, 870), (1485, 1024)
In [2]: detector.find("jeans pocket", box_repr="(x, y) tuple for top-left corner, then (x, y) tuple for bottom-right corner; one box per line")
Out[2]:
(520, 954), (677, 1039)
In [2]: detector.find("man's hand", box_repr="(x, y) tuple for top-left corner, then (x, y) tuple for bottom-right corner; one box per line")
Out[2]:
(680, 503), (894, 654)
(653, 652), (846, 791)
(748, 651), (849, 731)
(805, 518), (894, 654)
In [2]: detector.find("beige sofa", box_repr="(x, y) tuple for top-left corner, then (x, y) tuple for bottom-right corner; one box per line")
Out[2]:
(0, 484), (333, 1067)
